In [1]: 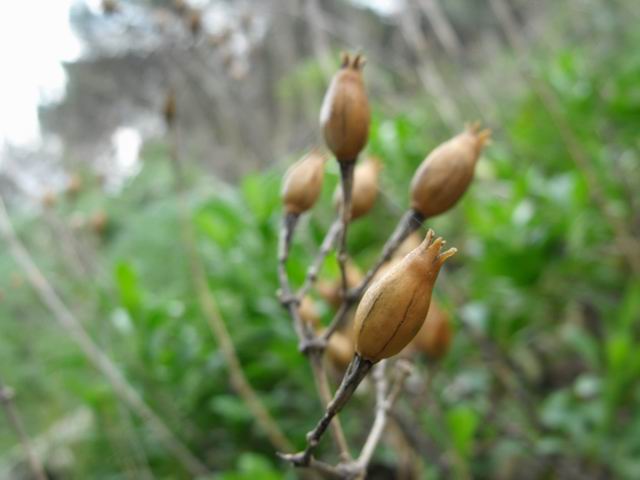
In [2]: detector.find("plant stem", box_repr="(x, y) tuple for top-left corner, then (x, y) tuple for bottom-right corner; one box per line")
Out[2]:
(337, 161), (356, 295)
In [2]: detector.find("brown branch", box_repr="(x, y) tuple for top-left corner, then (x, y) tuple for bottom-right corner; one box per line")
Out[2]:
(336, 162), (356, 295)
(167, 121), (293, 453)
(0, 197), (209, 477)
(0, 378), (47, 480)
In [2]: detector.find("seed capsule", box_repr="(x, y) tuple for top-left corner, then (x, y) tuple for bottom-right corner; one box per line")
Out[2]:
(410, 123), (490, 218)
(393, 232), (423, 260)
(298, 296), (321, 329)
(411, 300), (452, 361)
(281, 150), (327, 215)
(317, 261), (363, 309)
(333, 156), (382, 220)
(320, 53), (370, 163)
(354, 230), (456, 362)
(325, 330), (354, 370)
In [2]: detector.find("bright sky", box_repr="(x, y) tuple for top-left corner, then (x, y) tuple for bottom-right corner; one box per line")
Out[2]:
(0, 0), (81, 147)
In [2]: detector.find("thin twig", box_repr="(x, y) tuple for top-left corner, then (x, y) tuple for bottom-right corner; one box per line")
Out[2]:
(0, 377), (47, 480)
(0, 197), (209, 477)
(167, 119), (293, 453)
(297, 219), (341, 302)
(356, 360), (413, 472)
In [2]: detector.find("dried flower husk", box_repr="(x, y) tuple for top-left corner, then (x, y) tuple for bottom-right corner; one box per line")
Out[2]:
(320, 53), (370, 163)
(324, 330), (354, 370)
(410, 123), (491, 218)
(411, 300), (452, 361)
(298, 296), (321, 329)
(333, 156), (382, 220)
(281, 150), (327, 215)
(354, 230), (456, 362)
(317, 261), (363, 309)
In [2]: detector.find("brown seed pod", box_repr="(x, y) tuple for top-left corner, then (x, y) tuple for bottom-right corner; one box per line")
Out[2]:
(333, 156), (382, 221)
(298, 296), (321, 329)
(411, 300), (452, 361)
(317, 261), (363, 309)
(320, 53), (370, 163)
(281, 150), (327, 215)
(354, 230), (456, 362)
(325, 330), (354, 370)
(410, 123), (491, 218)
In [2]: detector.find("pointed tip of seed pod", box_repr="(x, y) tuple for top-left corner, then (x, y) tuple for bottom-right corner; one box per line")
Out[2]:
(340, 52), (351, 68)
(437, 247), (457, 263)
(424, 229), (435, 244)
(353, 53), (366, 70)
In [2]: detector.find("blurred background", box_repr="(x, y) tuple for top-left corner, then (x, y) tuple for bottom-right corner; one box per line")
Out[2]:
(1, 0), (639, 478)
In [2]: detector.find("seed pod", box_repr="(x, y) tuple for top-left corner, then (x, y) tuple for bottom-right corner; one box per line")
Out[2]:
(333, 156), (382, 220)
(354, 230), (456, 362)
(281, 150), (326, 215)
(320, 53), (370, 163)
(411, 300), (452, 361)
(299, 296), (320, 329)
(317, 261), (363, 309)
(410, 123), (491, 218)
(325, 331), (354, 370)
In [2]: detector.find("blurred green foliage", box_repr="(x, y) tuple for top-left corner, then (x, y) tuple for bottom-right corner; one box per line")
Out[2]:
(2, 9), (640, 480)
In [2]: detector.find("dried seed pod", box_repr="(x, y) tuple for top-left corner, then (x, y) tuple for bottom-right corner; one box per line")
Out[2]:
(325, 330), (354, 370)
(354, 230), (456, 362)
(333, 156), (382, 220)
(299, 296), (320, 329)
(411, 300), (452, 361)
(320, 53), (370, 163)
(317, 261), (363, 309)
(410, 123), (491, 218)
(281, 150), (327, 215)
